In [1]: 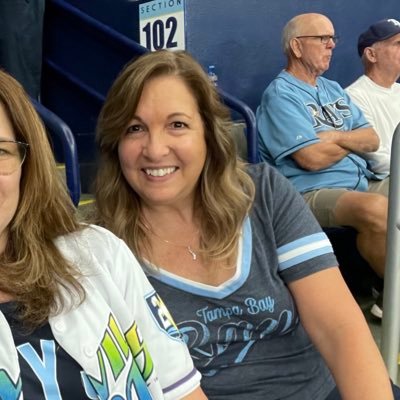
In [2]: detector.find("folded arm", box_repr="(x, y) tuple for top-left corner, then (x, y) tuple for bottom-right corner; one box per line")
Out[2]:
(318, 127), (379, 154)
(292, 127), (379, 171)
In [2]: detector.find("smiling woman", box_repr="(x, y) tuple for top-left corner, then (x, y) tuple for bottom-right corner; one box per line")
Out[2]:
(0, 70), (206, 400)
(93, 49), (398, 399)
(118, 74), (207, 210)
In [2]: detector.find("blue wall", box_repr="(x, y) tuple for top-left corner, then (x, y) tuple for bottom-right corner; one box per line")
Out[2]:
(47, 0), (399, 114)
(41, 0), (400, 188)
(184, 0), (399, 112)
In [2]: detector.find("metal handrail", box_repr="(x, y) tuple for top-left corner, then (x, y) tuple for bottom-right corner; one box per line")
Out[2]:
(218, 87), (259, 164)
(46, 59), (104, 104)
(31, 98), (81, 206)
(50, 0), (147, 56)
(381, 122), (400, 381)
(47, 0), (259, 164)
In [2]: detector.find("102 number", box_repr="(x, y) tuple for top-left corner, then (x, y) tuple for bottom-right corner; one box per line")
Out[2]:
(142, 16), (178, 50)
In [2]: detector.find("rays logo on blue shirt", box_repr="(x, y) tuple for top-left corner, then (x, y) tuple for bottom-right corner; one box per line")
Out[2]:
(145, 291), (182, 340)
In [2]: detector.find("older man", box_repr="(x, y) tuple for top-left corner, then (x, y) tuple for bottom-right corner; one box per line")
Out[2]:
(256, 13), (389, 318)
(346, 19), (400, 175)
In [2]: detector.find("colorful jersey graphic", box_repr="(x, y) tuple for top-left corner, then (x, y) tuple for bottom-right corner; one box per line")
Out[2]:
(0, 307), (157, 400)
(82, 314), (155, 400)
(0, 225), (201, 400)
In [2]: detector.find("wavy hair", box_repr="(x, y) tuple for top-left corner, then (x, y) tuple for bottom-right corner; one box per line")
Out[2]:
(94, 50), (254, 263)
(0, 70), (84, 329)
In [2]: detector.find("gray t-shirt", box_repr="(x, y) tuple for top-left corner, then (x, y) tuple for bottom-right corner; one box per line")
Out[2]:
(144, 163), (337, 399)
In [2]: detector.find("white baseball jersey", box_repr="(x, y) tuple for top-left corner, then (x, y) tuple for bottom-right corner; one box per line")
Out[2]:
(0, 225), (201, 399)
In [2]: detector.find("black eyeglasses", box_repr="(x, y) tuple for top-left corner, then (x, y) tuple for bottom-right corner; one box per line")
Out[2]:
(0, 140), (29, 175)
(296, 35), (339, 45)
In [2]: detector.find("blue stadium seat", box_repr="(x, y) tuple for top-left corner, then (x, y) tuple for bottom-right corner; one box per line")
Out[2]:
(31, 98), (81, 206)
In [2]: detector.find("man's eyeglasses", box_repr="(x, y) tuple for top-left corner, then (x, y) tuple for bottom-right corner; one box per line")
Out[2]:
(296, 35), (339, 45)
(0, 140), (29, 175)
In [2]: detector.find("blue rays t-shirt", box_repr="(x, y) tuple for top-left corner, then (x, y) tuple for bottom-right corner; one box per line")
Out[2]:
(144, 163), (338, 400)
(256, 70), (385, 193)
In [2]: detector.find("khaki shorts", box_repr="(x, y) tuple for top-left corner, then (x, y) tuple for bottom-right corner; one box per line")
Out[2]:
(302, 177), (390, 227)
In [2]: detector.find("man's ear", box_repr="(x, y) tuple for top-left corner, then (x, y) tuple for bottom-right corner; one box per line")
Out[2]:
(364, 47), (377, 63)
(290, 38), (302, 58)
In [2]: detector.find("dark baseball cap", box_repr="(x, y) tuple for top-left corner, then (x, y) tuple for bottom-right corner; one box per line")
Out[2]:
(358, 18), (400, 57)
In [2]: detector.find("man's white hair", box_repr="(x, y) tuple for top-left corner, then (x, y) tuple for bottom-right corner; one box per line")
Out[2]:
(282, 16), (301, 56)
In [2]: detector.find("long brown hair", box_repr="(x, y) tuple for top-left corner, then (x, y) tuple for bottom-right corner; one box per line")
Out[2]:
(0, 70), (84, 329)
(94, 50), (254, 263)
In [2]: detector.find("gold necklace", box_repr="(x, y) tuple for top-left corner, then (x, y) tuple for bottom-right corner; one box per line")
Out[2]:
(145, 225), (199, 261)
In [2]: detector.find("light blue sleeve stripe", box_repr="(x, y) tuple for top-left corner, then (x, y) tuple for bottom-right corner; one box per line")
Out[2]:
(277, 232), (328, 256)
(279, 245), (334, 271)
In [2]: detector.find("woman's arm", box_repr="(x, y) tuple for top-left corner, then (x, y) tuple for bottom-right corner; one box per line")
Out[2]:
(288, 267), (393, 400)
(181, 386), (208, 399)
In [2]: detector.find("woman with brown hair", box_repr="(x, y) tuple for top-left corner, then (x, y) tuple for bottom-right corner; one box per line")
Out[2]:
(0, 69), (205, 399)
(95, 49), (398, 400)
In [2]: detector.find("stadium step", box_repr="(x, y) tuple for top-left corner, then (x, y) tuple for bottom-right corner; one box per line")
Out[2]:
(57, 163), (94, 220)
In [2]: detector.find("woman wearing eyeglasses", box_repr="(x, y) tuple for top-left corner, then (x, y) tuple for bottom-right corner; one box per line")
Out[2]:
(0, 70), (206, 399)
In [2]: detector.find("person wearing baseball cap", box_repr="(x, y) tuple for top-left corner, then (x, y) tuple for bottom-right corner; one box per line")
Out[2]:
(346, 18), (400, 318)
(357, 18), (400, 57)
(347, 19), (400, 173)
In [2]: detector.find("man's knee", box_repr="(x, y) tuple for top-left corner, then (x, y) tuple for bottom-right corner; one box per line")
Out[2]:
(334, 192), (388, 231)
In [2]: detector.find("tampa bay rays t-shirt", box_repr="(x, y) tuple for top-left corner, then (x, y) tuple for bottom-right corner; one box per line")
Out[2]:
(0, 302), (90, 399)
(144, 163), (337, 400)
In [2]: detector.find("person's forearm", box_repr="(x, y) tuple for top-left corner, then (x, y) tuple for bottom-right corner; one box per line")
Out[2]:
(290, 269), (394, 400)
(312, 316), (393, 400)
(321, 127), (379, 154)
(181, 386), (208, 399)
(292, 142), (349, 171)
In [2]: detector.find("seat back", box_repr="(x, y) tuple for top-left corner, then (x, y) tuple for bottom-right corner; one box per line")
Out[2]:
(31, 98), (81, 206)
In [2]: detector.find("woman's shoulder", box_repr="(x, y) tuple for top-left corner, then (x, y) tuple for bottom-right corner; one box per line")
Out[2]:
(246, 162), (289, 188)
(56, 223), (121, 246)
(246, 162), (305, 218)
(246, 161), (272, 178)
(54, 224), (125, 269)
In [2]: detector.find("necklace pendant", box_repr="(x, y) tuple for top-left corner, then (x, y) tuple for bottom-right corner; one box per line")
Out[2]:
(187, 246), (197, 261)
